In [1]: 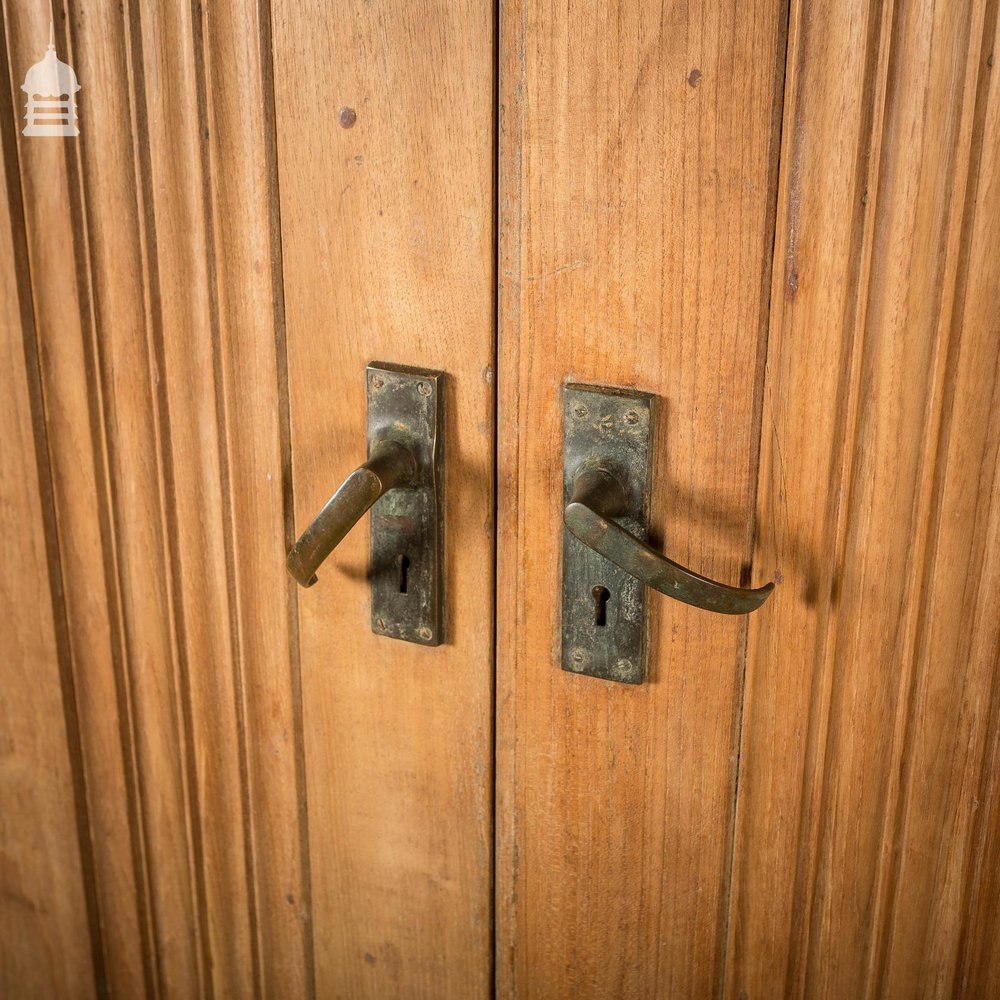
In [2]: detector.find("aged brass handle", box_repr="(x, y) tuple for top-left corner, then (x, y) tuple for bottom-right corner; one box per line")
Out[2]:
(564, 468), (774, 615)
(286, 439), (416, 588)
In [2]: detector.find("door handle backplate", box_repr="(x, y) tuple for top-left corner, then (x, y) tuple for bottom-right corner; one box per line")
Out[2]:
(561, 382), (773, 683)
(286, 361), (445, 646)
(562, 383), (654, 683)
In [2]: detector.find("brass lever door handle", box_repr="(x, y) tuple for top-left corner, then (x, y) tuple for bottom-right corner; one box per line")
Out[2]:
(286, 439), (416, 588)
(564, 468), (774, 615)
(285, 362), (445, 646)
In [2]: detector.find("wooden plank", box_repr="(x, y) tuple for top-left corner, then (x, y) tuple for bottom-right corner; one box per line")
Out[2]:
(63, 0), (310, 993)
(125, 0), (313, 992)
(271, 1), (496, 995)
(724, 0), (897, 990)
(54, 0), (207, 991)
(497, 0), (786, 995)
(723, 0), (910, 988)
(126, 1), (247, 991)
(2, 2), (151, 994)
(878, 5), (1000, 992)
(727, 0), (1000, 996)
(200, 0), (314, 994)
(0, 31), (94, 997)
(4, 0), (310, 995)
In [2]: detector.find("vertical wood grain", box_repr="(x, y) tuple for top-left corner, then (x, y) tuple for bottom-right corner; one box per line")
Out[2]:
(3, 0), (309, 995)
(497, 1), (786, 995)
(725, 0), (932, 991)
(877, 4), (1000, 992)
(271, 0), (496, 995)
(728, 0), (1000, 996)
(5, 0), (999, 996)
(0, 28), (95, 997)
(200, 0), (314, 992)
(2, 2), (152, 994)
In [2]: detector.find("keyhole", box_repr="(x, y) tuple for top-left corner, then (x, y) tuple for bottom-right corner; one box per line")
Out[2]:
(397, 554), (410, 594)
(592, 585), (610, 626)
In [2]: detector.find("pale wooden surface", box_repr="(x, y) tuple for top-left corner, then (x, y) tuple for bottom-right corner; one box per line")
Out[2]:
(5, 0), (1000, 996)
(498, 0), (1000, 997)
(728, 0), (1000, 996)
(2, 0), (309, 995)
(3, 3), (147, 994)
(271, 0), (495, 997)
(0, 44), (94, 997)
(4, 0), (494, 995)
(725, 0), (903, 991)
(497, 0), (787, 995)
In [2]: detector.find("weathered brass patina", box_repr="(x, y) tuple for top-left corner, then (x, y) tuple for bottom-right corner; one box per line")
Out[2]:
(562, 383), (774, 683)
(561, 383), (654, 683)
(286, 362), (445, 646)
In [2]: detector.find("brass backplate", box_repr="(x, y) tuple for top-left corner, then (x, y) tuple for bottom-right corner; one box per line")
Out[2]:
(368, 362), (444, 646)
(562, 383), (654, 683)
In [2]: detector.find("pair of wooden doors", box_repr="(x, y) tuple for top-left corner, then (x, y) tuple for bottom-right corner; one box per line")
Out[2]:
(4, 0), (1000, 996)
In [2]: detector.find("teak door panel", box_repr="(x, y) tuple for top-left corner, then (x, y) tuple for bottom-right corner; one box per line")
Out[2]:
(4, 0), (1000, 998)
(498, 0), (1000, 997)
(497, 0), (787, 995)
(272, 0), (495, 995)
(0, 74), (94, 998)
(1, 0), (493, 997)
(730, 0), (1000, 996)
(3, 0), (311, 993)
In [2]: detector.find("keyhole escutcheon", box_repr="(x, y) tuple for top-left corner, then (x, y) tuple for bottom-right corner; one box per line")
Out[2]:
(592, 585), (610, 626)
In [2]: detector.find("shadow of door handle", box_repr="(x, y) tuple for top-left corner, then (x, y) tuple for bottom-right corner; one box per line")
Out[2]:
(564, 468), (774, 615)
(286, 439), (416, 588)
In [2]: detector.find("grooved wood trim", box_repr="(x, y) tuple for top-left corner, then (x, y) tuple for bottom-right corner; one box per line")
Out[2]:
(728, 0), (1000, 996)
(2, 0), (308, 995)
(875, 3), (1000, 992)
(497, 1), (787, 995)
(0, 22), (95, 997)
(198, 0), (314, 994)
(4, 2), (150, 994)
(949, 21), (1000, 996)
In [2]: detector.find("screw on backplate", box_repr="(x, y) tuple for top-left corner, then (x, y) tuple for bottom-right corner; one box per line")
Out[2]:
(573, 404), (588, 418)
(375, 617), (387, 630)
(624, 410), (639, 425)
(571, 650), (584, 664)
(418, 626), (432, 641)
(417, 382), (432, 396)
(371, 375), (384, 390)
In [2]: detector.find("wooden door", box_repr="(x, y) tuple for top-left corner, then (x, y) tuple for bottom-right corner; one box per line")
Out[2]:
(5, 0), (1000, 998)
(497, 0), (1000, 998)
(2, 1), (493, 997)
